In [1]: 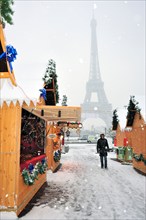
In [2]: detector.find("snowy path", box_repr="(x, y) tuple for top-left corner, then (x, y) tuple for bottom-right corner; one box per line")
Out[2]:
(20, 144), (146, 220)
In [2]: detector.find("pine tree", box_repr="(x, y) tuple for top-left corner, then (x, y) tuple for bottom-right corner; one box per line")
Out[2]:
(0, 0), (14, 27)
(62, 95), (67, 106)
(126, 96), (141, 126)
(112, 109), (119, 130)
(42, 59), (59, 105)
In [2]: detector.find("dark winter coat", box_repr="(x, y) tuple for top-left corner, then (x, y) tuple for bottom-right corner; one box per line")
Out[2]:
(97, 138), (109, 156)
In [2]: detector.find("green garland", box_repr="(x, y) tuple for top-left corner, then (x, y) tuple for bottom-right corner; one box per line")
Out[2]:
(54, 150), (61, 163)
(22, 160), (48, 186)
(133, 153), (146, 165)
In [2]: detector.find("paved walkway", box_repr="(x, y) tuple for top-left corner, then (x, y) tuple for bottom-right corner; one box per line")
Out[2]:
(20, 144), (146, 220)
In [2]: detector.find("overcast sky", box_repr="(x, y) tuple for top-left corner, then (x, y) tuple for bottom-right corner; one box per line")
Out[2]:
(4, 0), (145, 110)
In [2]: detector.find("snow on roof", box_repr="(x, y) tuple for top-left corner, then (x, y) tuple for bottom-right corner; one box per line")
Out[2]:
(0, 78), (37, 107)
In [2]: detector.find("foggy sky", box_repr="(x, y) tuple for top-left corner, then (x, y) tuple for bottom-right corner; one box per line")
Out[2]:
(4, 0), (145, 110)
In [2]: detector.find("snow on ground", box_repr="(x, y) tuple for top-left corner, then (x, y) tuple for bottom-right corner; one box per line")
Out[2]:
(3, 143), (146, 220)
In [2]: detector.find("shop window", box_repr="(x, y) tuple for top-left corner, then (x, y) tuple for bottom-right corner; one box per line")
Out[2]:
(20, 108), (46, 166)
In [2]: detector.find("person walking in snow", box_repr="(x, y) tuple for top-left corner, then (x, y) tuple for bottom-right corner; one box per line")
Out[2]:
(97, 134), (109, 169)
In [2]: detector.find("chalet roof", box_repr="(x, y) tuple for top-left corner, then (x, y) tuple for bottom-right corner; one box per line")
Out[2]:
(0, 24), (37, 107)
(0, 78), (37, 107)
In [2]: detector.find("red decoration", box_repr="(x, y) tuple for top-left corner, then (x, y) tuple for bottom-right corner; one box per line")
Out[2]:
(62, 137), (64, 145)
(123, 137), (128, 146)
(114, 138), (117, 146)
(20, 154), (46, 172)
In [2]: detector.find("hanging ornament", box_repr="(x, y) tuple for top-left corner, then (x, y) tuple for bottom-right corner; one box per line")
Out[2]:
(39, 88), (47, 100)
(0, 45), (17, 72)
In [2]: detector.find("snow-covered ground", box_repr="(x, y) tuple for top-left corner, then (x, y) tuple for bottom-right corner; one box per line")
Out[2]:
(2, 143), (146, 220)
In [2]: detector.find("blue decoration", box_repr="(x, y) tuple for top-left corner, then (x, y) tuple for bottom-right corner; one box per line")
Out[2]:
(6, 45), (17, 72)
(28, 163), (34, 173)
(53, 150), (61, 162)
(0, 52), (6, 59)
(39, 88), (47, 100)
(55, 151), (59, 157)
(0, 44), (17, 72)
(41, 158), (46, 165)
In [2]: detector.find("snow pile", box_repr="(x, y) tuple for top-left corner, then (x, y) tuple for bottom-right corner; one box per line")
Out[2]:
(0, 211), (18, 219)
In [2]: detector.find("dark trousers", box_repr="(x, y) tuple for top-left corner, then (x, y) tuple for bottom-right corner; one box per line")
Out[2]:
(100, 155), (107, 168)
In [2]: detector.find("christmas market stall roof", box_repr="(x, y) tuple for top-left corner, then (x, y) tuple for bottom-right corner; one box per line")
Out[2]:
(0, 23), (37, 107)
(0, 77), (81, 122)
(0, 78), (37, 107)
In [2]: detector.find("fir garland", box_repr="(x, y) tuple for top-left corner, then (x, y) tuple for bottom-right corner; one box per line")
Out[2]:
(53, 150), (61, 163)
(57, 121), (82, 127)
(133, 153), (146, 165)
(22, 158), (48, 185)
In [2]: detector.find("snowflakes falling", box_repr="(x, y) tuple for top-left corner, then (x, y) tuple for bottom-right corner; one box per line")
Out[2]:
(94, 3), (97, 9)
(65, 206), (69, 210)
(79, 58), (84, 64)
(98, 206), (102, 210)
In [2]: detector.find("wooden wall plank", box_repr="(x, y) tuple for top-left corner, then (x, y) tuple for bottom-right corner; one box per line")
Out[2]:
(0, 102), (21, 209)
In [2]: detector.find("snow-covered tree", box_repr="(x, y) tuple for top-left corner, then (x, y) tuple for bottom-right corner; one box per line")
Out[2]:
(112, 109), (119, 130)
(62, 95), (67, 106)
(42, 59), (59, 105)
(126, 96), (141, 127)
(0, 0), (14, 27)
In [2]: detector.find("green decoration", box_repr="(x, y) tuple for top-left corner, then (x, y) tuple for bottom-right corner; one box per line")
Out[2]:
(57, 121), (82, 126)
(53, 150), (61, 163)
(37, 161), (47, 174)
(0, 0), (14, 27)
(133, 153), (146, 165)
(22, 159), (48, 186)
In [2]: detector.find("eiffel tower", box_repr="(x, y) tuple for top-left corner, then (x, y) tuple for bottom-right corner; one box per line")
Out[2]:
(81, 15), (112, 128)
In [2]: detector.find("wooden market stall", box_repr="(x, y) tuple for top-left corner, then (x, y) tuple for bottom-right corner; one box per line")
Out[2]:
(0, 24), (81, 216)
(24, 105), (82, 173)
(114, 110), (146, 174)
(131, 112), (146, 174)
(0, 102), (81, 216)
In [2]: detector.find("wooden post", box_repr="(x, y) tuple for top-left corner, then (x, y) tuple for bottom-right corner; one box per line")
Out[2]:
(0, 101), (21, 209)
(0, 24), (17, 86)
(45, 79), (56, 105)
